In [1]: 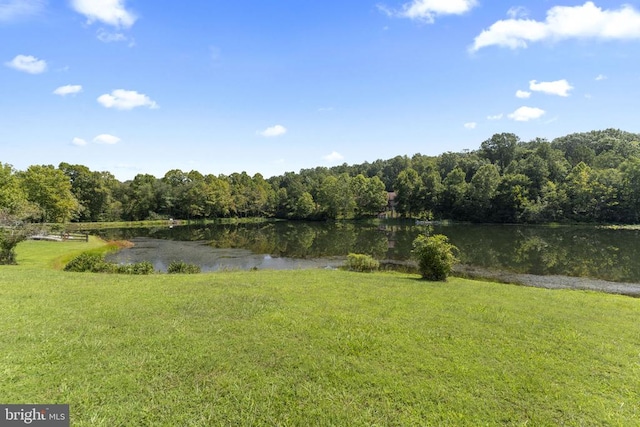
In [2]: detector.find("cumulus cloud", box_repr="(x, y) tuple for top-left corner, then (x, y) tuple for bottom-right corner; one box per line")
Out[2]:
(595, 74), (607, 81)
(0, 0), (45, 22)
(464, 122), (477, 129)
(487, 113), (503, 120)
(258, 125), (287, 138)
(53, 85), (83, 96)
(516, 90), (531, 99)
(323, 151), (344, 163)
(471, 2), (640, 52)
(70, 0), (136, 28)
(71, 137), (88, 146)
(97, 89), (158, 110)
(380, 0), (477, 22)
(529, 79), (573, 97)
(508, 106), (546, 122)
(5, 54), (47, 74)
(93, 134), (121, 144)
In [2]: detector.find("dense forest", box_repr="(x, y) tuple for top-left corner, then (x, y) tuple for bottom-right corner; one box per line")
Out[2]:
(2, 128), (640, 224)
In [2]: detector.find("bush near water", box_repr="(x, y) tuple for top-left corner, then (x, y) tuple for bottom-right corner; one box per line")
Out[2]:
(168, 261), (201, 274)
(63, 252), (154, 275)
(344, 253), (380, 272)
(412, 233), (459, 281)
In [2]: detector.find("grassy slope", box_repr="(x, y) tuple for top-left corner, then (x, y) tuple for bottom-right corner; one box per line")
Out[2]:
(0, 240), (639, 426)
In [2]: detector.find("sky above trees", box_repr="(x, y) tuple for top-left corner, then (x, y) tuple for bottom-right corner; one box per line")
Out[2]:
(2, 0), (640, 180)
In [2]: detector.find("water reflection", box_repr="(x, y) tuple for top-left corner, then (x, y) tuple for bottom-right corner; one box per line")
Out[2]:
(97, 221), (640, 282)
(106, 237), (345, 272)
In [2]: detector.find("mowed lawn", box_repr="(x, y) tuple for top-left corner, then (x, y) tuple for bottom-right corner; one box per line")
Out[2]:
(0, 239), (639, 426)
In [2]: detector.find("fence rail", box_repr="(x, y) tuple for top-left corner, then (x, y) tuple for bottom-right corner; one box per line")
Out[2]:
(30, 232), (89, 242)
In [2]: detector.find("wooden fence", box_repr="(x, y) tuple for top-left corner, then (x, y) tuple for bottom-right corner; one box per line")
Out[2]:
(30, 232), (89, 242)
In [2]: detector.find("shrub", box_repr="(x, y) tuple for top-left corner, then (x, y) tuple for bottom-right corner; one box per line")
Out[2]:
(116, 261), (155, 275)
(64, 253), (154, 274)
(0, 221), (37, 265)
(64, 253), (113, 273)
(0, 232), (23, 265)
(345, 253), (380, 273)
(167, 261), (201, 274)
(412, 234), (458, 281)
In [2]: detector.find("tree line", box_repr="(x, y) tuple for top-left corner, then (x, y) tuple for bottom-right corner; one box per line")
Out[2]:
(2, 128), (640, 224)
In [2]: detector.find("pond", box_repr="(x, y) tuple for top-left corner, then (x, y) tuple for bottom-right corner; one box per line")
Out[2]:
(98, 220), (640, 283)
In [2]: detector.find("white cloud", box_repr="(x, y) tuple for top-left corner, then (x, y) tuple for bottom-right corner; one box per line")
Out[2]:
(97, 89), (158, 110)
(529, 79), (573, 97)
(381, 0), (477, 22)
(96, 28), (127, 43)
(507, 6), (529, 20)
(5, 54), (47, 74)
(487, 113), (503, 120)
(258, 125), (287, 138)
(464, 122), (477, 129)
(323, 151), (344, 163)
(595, 74), (607, 81)
(508, 106), (546, 122)
(471, 2), (640, 52)
(70, 0), (136, 28)
(53, 85), (83, 96)
(0, 0), (45, 22)
(516, 90), (531, 99)
(71, 137), (87, 146)
(93, 134), (121, 144)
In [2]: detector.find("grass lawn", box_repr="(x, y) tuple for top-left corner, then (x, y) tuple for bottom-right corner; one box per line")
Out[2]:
(0, 239), (639, 426)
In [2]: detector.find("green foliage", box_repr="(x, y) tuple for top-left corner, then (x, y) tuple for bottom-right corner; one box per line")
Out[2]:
(5, 128), (640, 224)
(63, 252), (115, 273)
(344, 253), (380, 272)
(64, 252), (154, 274)
(394, 168), (423, 217)
(0, 163), (30, 216)
(0, 212), (39, 265)
(0, 231), (23, 265)
(18, 164), (79, 223)
(468, 164), (501, 221)
(167, 261), (201, 274)
(292, 192), (316, 219)
(412, 234), (458, 281)
(480, 132), (519, 170)
(350, 174), (388, 217)
(116, 261), (155, 275)
(317, 174), (356, 219)
(59, 163), (121, 222)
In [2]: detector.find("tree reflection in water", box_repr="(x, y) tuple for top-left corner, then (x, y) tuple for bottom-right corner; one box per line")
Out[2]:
(97, 221), (640, 282)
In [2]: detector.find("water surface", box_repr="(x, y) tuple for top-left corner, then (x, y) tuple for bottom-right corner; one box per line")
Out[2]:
(99, 221), (640, 283)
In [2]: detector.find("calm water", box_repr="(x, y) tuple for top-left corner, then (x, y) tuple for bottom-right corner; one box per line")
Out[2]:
(99, 221), (640, 283)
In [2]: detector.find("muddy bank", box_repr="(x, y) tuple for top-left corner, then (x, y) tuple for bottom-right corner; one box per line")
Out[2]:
(454, 264), (640, 298)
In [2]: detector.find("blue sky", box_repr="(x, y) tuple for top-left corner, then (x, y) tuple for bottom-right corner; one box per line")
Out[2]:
(2, 0), (640, 180)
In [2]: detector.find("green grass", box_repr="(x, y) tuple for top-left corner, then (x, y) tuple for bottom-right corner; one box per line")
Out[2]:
(1, 240), (639, 426)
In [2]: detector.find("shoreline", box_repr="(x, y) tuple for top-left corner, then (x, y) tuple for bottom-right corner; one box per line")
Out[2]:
(454, 264), (640, 298)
